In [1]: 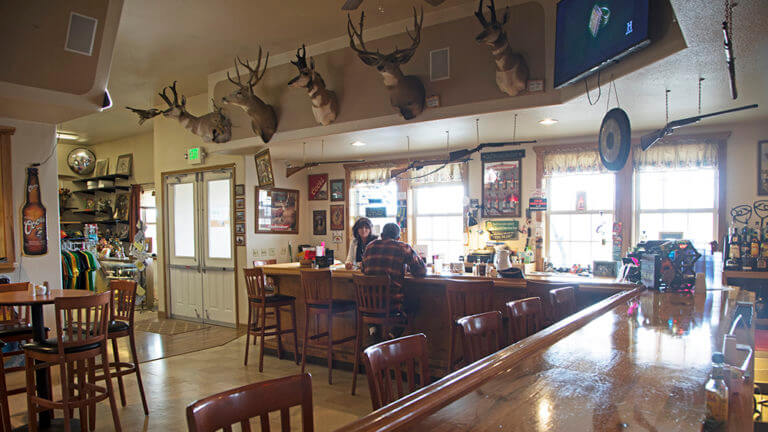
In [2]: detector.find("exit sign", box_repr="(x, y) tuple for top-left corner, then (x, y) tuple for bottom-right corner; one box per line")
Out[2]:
(188, 147), (205, 164)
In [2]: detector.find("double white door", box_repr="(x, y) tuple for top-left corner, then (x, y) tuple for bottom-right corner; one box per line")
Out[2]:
(166, 169), (235, 326)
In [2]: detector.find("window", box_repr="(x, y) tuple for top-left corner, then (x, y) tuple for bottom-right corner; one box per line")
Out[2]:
(206, 179), (232, 259)
(635, 168), (717, 250)
(349, 182), (397, 236)
(413, 183), (464, 262)
(140, 189), (157, 255)
(546, 172), (615, 268)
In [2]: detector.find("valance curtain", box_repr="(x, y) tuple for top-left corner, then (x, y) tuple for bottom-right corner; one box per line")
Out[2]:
(542, 148), (604, 176)
(410, 162), (464, 184)
(633, 141), (719, 170)
(350, 166), (393, 185)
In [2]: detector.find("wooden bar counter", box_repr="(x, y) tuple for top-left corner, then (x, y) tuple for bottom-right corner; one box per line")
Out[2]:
(336, 285), (755, 432)
(260, 263), (636, 375)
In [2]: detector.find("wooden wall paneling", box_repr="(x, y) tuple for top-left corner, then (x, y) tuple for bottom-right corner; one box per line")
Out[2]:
(0, 126), (15, 273)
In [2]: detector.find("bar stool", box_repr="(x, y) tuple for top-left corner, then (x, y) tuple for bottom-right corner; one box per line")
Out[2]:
(362, 333), (430, 410)
(100, 280), (149, 417)
(445, 279), (494, 371)
(550, 286), (576, 321)
(506, 297), (544, 344)
(244, 267), (299, 372)
(300, 269), (357, 385)
(23, 291), (122, 432)
(456, 311), (503, 364)
(351, 274), (409, 395)
(525, 281), (574, 325)
(186, 373), (314, 432)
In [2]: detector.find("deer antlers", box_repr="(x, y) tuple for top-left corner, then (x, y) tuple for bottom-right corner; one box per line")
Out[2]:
(226, 47), (269, 92)
(475, 0), (508, 27)
(291, 45), (309, 70)
(126, 81), (184, 124)
(347, 7), (423, 64)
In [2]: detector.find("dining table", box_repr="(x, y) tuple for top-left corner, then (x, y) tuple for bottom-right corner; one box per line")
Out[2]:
(0, 288), (98, 431)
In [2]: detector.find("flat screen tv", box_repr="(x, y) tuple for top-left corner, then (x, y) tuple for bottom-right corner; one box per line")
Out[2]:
(554, 0), (651, 89)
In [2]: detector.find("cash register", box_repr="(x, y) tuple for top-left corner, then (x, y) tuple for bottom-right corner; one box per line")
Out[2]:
(465, 247), (495, 273)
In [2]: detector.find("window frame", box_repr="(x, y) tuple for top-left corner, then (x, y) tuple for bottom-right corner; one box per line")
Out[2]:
(411, 182), (465, 262)
(140, 187), (158, 255)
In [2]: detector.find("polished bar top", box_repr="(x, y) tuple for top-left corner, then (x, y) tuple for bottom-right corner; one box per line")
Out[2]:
(337, 286), (754, 432)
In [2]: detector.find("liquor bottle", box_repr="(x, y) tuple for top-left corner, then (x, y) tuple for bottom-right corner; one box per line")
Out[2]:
(740, 227), (752, 271)
(705, 352), (729, 424)
(760, 233), (768, 271)
(22, 167), (47, 256)
(728, 225), (741, 269)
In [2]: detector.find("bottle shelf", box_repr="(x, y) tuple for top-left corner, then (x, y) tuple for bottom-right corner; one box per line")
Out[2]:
(73, 186), (130, 195)
(71, 174), (130, 184)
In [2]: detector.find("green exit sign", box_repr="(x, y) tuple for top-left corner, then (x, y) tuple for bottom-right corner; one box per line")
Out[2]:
(188, 147), (204, 164)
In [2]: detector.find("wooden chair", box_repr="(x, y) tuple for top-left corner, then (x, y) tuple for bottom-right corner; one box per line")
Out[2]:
(23, 291), (121, 432)
(525, 281), (575, 325)
(300, 269), (357, 385)
(445, 280), (494, 371)
(456, 311), (503, 364)
(351, 274), (409, 395)
(506, 297), (544, 344)
(244, 267), (299, 372)
(253, 260), (277, 291)
(550, 286), (576, 321)
(186, 373), (314, 432)
(362, 333), (430, 410)
(97, 280), (149, 418)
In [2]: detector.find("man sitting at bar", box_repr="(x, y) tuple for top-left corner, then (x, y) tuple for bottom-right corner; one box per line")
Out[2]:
(361, 222), (426, 289)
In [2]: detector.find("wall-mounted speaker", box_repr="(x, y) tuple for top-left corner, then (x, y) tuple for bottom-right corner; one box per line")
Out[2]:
(430, 47), (450, 81)
(65, 12), (98, 56)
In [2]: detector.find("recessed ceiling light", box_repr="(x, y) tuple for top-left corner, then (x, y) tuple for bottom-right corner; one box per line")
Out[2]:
(56, 132), (79, 140)
(538, 118), (558, 125)
(351, 141), (366, 147)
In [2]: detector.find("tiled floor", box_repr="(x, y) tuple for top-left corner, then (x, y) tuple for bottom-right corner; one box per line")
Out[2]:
(5, 333), (372, 431)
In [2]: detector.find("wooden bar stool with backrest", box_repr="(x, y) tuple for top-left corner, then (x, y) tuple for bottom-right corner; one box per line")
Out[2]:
(456, 311), (503, 364)
(550, 286), (576, 322)
(525, 281), (575, 326)
(351, 274), (409, 395)
(186, 373), (314, 432)
(244, 267), (299, 372)
(445, 279), (494, 371)
(22, 291), (122, 432)
(506, 297), (544, 344)
(300, 269), (357, 385)
(362, 333), (430, 410)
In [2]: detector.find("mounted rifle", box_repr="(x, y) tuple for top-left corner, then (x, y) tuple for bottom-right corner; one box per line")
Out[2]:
(286, 160), (364, 178)
(448, 140), (535, 161)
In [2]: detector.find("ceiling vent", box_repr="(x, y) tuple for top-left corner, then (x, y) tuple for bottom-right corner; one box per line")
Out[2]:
(430, 47), (450, 81)
(64, 12), (98, 56)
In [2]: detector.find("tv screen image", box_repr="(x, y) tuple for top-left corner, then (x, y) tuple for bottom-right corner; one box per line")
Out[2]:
(554, 0), (650, 88)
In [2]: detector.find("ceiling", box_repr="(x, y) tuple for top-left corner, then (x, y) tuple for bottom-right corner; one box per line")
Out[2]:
(60, 0), (767, 158)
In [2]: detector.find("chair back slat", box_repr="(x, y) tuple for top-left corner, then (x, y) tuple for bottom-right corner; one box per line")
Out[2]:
(550, 286), (576, 321)
(457, 311), (502, 364)
(253, 259), (277, 266)
(186, 373), (314, 432)
(109, 280), (137, 323)
(0, 282), (31, 324)
(445, 280), (494, 322)
(300, 270), (333, 306)
(363, 333), (430, 410)
(506, 297), (544, 344)
(244, 268), (270, 300)
(54, 291), (111, 352)
(353, 274), (392, 315)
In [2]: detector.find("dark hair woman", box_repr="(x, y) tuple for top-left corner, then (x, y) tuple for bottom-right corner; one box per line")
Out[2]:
(345, 217), (378, 269)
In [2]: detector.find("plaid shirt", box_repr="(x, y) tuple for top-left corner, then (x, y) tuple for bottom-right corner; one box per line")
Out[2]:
(361, 239), (426, 288)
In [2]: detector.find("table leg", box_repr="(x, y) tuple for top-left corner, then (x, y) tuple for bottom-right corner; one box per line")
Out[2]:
(30, 304), (51, 428)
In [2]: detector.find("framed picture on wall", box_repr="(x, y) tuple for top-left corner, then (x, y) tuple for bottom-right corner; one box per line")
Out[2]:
(94, 159), (109, 177)
(234, 184), (245, 196)
(313, 210), (327, 236)
(330, 205), (344, 230)
(115, 154), (133, 176)
(330, 179), (345, 202)
(254, 149), (275, 188)
(308, 174), (328, 200)
(235, 197), (245, 209)
(235, 223), (245, 234)
(481, 150), (524, 218)
(255, 187), (299, 234)
(759, 140), (768, 196)
(235, 211), (246, 222)
(235, 235), (245, 246)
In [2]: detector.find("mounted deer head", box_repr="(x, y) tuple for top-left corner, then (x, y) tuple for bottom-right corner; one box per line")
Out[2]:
(347, 8), (426, 120)
(288, 45), (339, 126)
(222, 47), (278, 143)
(474, 0), (529, 96)
(126, 81), (232, 143)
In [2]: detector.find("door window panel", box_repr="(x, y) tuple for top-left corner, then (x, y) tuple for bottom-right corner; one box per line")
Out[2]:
(207, 179), (232, 259)
(173, 183), (196, 257)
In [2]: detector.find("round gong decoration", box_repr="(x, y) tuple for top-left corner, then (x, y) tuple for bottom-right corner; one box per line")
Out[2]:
(598, 108), (631, 171)
(67, 148), (96, 175)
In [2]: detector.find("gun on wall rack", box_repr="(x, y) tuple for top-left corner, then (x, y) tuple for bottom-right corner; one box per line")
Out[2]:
(286, 160), (364, 177)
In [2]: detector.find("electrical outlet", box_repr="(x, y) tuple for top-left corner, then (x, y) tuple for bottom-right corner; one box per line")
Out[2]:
(260, 248), (267, 258)
(279, 247), (287, 257)
(268, 248), (276, 257)
(251, 249), (259, 258)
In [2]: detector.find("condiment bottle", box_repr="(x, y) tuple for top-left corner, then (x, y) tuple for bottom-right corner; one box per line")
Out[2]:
(705, 352), (729, 425)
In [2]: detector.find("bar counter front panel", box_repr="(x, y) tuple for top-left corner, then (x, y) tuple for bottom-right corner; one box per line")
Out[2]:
(261, 263), (636, 374)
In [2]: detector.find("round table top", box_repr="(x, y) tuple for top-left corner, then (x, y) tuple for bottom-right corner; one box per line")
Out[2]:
(0, 289), (98, 305)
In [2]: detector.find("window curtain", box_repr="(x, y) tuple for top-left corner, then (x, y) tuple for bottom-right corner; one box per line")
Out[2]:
(128, 184), (142, 242)
(410, 162), (464, 184)
(542, 148), (604, 176)
(633, 141), (719, 170)
(350, 166), (394, 185)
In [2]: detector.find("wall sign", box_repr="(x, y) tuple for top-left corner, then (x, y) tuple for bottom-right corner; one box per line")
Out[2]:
(481, 150), (524, 218)
(485, 220), (519, 241)
(529, 197), (547, 211)
(366, 207), (386, 218)
(308, 174), (328, 200)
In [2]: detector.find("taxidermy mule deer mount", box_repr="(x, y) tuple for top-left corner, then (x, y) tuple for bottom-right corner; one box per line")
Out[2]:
(288, 45), (339, 126)
(347, 8), (426, 120)
(222, 48), (278, 143)
(474, 0), (529, 96)
(126, 81), (232, 143)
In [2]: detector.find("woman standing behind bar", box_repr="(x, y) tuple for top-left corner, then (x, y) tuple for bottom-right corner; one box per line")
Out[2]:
(345, 217), (378, 269)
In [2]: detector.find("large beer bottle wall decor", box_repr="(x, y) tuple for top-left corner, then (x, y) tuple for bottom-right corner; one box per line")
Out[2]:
(22, 167), (47, 256)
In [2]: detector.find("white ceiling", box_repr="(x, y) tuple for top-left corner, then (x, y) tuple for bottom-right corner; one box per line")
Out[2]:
(61, 0), (767, 159)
